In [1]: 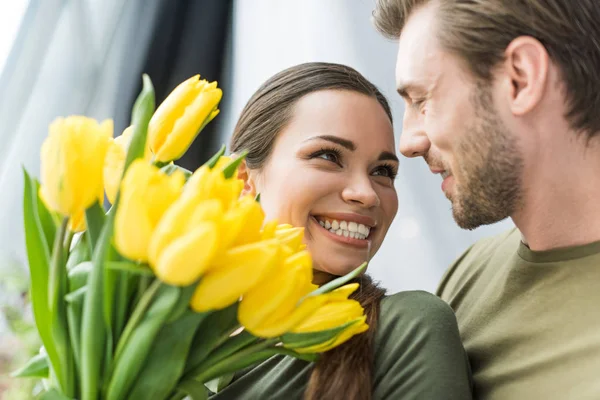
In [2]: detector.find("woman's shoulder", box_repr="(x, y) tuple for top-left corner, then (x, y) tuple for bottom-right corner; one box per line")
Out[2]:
(379, 290), (456, 327)
(372, 291), (472, 399)
(376, 290), (460, 349)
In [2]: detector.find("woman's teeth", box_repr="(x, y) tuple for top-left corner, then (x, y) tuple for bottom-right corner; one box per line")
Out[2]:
(316, 218), (370, 240)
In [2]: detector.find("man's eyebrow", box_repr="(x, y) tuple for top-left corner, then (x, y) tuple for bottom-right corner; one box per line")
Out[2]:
(396, 82), (424, 98)
(304, 135), (356, 151)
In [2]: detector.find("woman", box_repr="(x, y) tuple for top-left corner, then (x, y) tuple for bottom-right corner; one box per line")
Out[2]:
(212, 63), (472, 399)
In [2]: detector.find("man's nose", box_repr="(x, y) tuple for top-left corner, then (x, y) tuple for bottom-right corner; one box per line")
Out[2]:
(399, 112), (430, 158)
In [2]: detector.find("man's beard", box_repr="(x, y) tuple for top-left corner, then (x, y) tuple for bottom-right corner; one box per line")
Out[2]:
(450, 84), (524, 230)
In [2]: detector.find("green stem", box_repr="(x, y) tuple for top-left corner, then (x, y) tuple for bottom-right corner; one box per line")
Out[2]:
(112, 279), (162, 364)
(49, 218), (74, 396)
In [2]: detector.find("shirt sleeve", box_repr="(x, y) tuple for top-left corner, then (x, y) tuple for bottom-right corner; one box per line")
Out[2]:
(373, 291), (473, 400)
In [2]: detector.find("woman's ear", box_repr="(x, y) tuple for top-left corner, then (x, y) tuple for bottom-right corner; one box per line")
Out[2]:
(237, 159), (257, 196)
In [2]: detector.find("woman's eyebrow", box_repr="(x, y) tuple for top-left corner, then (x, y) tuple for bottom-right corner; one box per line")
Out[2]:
(304, 135), (355, 151)
(379, 151), (399, 163)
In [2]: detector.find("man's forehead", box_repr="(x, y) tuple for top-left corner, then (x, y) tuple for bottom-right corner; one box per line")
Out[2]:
(395, 4), (442, 89)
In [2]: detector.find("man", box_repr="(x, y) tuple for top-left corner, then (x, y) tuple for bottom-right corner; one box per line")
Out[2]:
(373, 0), (600, 399)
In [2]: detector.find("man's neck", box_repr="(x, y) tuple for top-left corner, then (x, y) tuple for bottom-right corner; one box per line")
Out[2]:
(512, 136), (600, 251)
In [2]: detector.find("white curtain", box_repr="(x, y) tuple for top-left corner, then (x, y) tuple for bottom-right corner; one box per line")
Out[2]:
(218, 0), (513, 293)
(0, 0), (164, 272)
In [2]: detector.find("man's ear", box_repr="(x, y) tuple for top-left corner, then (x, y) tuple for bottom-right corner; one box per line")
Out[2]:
(503, 36), (549, 116)
(236, 159), (257, 196)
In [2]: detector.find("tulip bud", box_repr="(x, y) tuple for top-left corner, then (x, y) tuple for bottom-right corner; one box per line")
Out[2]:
(39, 116), (112, 219)
(114, 160), (184, 262)
(148, 75), (222, 162)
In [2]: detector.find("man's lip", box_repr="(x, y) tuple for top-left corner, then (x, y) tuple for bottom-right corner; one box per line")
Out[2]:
(429, 167), (445, 174)
(311, 212), (376, 228)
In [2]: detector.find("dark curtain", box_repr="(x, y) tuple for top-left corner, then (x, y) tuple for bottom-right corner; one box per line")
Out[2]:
(117, 0), (233, 170)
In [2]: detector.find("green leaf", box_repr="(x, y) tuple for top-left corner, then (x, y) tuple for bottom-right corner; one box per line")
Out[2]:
(127, 311), (207, 400)
(124, 74), (155, 172)
(195, 330), (258, 372)
(166, 284), (196, 324)
(254, 193), (261, 203)
(184, 303), (239, 374)
(176, 380), (208, 400)
(270, 347), (319, 362)
(65, 286), (86, 303)
(304, 262), (367, 299)
(33, 179), (57, 251)
(160, 163), (192, 180)
(106, 283), (181, 400)
(84, 201), (105, 251)
(280, 320), (357, 350)
(188, 339), (279, 385)
(66, 233), (91, 271)
(106, 261), (154, 276)
(204, 144), (226, 169)
(204, 373), (234, 394)
(222, 149), (248, 179)
(38, 389), (72, 400)
(22, 169), (61, 387)
(11, 353), (49, 378)
(68, 261), (92, 292)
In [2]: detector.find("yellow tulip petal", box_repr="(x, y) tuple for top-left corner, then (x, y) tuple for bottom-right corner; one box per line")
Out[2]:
(190, 239), (280, 312)
(148, 75), (205, 155)
(154, 222), (219, 286)
(275, 227), (305, 252)
(69, 209), (87, 232)
(242, 295), (328, 338)
(294, 317), (369, 354)
(291, 299), (364, 333)
(148, 198), (222, 267)
(114, 160), (184, 262)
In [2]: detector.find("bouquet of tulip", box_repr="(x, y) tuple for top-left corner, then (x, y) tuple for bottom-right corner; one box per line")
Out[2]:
(12, 74), (369, 400)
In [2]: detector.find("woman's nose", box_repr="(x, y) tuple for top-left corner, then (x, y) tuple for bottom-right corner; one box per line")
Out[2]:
(341, 179), (380, 208)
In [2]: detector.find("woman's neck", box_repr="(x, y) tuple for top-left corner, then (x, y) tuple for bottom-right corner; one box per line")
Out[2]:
(312, 269), (337, 286)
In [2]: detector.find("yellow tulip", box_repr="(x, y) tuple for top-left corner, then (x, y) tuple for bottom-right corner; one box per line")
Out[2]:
(219, 195), (265, 249)
(104, 126), (152, 204)
(148, 75), (222, 162)
(275, 226), (305, 253)
(238, 250), (329, 338)
(183, 165), (243, 211)
(190, 239), (282, 312)
(114, 160), (184, 262)
(289, 284), (369, 353)
(148, 197), (224, 286)
(39, 116), (112, 219)
(69, 210), (87, 232)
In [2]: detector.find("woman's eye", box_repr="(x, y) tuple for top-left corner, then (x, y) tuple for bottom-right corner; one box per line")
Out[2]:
(372, 165), (397, 179)
(317, 151), (339, 163)
(308, 148), (342, 165)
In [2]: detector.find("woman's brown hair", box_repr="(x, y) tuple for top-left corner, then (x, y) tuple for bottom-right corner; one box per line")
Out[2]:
(230, 62), (390, 400)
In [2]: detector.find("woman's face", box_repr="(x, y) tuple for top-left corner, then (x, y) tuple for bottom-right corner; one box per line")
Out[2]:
(245, 90), (399, 279)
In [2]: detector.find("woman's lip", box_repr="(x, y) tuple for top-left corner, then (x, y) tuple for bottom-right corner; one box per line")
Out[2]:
(310, 216), (370, 248)
(311, 212), (376, 228)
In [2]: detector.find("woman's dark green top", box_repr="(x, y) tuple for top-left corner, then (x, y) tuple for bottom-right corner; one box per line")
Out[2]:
(210, 291), (473, 399)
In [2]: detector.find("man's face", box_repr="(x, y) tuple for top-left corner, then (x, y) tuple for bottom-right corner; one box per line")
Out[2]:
(395, 4), (524, 229)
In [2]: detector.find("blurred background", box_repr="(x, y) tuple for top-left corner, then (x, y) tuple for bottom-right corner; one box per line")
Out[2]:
(0, 0), (513, 396)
